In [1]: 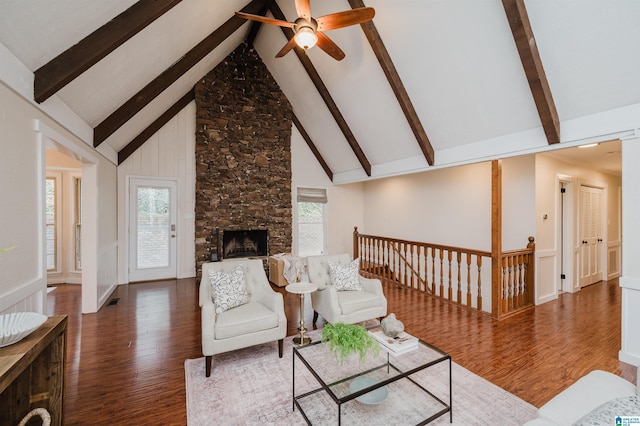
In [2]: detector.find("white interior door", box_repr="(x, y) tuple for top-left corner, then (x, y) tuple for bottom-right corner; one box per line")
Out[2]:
(129, 178), (177, 282)
(579, 185), (603, 287)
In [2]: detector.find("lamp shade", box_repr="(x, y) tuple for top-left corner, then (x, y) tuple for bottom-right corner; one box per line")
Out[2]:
(294, 27), (318, 50)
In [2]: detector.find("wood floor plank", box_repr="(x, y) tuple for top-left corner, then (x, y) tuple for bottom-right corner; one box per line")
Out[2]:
(47, 277), (636, 424)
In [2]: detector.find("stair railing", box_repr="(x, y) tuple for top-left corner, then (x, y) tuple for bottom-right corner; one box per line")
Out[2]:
(353, 227), (535, 319)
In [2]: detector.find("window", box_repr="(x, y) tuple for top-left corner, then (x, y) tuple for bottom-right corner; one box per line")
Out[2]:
(45, 177), (57, 271)
(74, 177), (82, 271)
(297, 188), (327, 257)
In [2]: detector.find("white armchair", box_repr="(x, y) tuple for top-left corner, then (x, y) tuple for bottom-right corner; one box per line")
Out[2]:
(306, 253), (387, 325)
(199, 259), (287, 377)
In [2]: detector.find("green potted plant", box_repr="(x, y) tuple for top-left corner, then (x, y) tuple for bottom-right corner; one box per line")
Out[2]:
(321, 322), (380, 365)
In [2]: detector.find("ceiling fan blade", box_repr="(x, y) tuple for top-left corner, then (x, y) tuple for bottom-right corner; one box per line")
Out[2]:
(235, 12), (293, 28)
(316, 7), (375, 31)
(316, 32), (345, 61)
(275, 37), (299, 58)
(295, 0), (312, 20)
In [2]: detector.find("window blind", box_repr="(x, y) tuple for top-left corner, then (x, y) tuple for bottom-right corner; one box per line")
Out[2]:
(297, 187), (327, 204)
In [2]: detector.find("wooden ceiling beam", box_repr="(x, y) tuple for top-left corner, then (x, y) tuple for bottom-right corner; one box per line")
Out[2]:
(292, 113), (333, 181)
(246, 0), (275, 47)
(269, 2), (372, 176)
(503, 0), (560, 145)
(348, 0), (434, 165)
(34, 0), (182, 104)
(94, 0), (266, 147)
(118, 89), (195, 164)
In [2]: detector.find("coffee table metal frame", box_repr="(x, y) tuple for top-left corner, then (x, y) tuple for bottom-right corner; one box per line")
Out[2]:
(292, 328), (452, 425)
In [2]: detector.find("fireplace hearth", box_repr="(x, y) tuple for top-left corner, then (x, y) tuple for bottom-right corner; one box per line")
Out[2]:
(222, 230), (268, 259)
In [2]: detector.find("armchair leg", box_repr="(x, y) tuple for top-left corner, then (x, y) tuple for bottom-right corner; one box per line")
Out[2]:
(278, 339), (284, 358)
(312, 311), (319, 325)
(205, 355), (212, 377)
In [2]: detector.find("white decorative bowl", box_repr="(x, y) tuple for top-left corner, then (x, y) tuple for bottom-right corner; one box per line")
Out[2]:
(0, 312), (48, 348)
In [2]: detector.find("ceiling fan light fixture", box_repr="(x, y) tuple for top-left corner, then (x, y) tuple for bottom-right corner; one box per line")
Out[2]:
(294, 27), (318, 50)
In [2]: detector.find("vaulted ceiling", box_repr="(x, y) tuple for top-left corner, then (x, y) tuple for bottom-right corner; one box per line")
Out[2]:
(1, 0), (636, 183)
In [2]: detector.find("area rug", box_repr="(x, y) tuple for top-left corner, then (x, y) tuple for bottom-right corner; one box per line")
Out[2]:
(185, 331), (537, 425)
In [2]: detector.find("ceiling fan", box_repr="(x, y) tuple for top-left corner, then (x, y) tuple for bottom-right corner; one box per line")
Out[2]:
(235, 0), (375, 61)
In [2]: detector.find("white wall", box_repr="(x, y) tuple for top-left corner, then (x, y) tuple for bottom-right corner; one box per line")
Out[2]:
(535, 151), (622, 303)
(620, 137), (640, 365)
(0, 81), (118, 314)
(117, 101), (196, 283)
(502, 155), (537, 250)
(291, 125), (365, 257)
(362, 162), (492, 250)
(357, 157), (536, 314)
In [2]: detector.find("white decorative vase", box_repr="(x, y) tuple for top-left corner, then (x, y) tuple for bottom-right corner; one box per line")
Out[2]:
(381, 313), (404, 338)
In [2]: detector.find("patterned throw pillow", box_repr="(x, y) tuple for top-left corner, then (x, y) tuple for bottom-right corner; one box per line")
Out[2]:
(328, 258), (363, 291)
(209, 266), (249, 314)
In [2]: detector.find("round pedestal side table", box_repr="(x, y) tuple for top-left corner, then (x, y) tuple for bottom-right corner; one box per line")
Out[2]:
(285, 282), (318, 345)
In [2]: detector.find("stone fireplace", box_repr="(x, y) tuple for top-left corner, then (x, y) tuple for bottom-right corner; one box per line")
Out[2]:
(194, 43), (293, 278)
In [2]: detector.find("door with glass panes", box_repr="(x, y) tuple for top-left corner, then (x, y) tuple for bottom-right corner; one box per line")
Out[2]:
(129, 178), (177, 282)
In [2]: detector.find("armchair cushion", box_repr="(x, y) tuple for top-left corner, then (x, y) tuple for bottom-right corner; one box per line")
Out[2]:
(338, 290), (382, 315)
(214, 302), (279, 339)
(329, 258), (363, 291)
(209, 266), (249, 314)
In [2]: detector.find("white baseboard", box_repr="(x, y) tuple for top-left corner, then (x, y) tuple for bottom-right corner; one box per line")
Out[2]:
(618, 350), (640, 366)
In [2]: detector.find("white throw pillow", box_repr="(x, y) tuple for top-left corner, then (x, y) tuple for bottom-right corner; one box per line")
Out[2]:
(329, 258), (363, 291)
(209, 266), (249, 314)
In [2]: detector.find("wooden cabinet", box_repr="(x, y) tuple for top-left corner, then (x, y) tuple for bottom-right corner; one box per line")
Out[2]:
(0, 315), (67, 426)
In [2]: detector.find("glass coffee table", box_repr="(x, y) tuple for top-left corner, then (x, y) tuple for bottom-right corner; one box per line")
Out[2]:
(292, 327), (452, 425)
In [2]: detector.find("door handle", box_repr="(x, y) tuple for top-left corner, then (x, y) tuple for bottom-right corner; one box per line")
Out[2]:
(582, 240), (588, 245)
(597, 238), (602, 242)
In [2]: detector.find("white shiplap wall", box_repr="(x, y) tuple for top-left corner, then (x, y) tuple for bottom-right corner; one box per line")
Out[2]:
(117, 101), (196, 283)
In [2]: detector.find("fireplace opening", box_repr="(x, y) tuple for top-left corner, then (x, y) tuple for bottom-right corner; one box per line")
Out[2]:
(222, 230), (268, 259)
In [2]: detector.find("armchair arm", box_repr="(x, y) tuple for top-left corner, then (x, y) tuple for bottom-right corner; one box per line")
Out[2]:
(311, 286), (342, 323)
(359, 275), (384, 297)
(201, 299), (217, 343)
(251, 286), (285, 315)
(199, 277), (217, 346)
(199, 272), (211, 307)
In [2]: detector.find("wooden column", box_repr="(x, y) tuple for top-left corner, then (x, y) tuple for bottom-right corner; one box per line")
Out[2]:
(491, 160), (503, 317)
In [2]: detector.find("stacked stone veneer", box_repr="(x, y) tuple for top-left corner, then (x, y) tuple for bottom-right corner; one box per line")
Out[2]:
(194, 44), (293, 278)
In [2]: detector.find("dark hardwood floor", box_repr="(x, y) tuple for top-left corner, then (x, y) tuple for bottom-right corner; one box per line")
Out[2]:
(47, 277), (636, 425)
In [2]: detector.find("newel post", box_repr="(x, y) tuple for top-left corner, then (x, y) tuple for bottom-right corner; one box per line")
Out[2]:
(353, 226), (360, 260)
(526, 236), (535, 304)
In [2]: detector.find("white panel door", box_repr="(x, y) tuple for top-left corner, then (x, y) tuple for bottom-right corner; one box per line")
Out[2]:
(579, 185), (603, 287)
(129, 178), (177, 282)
